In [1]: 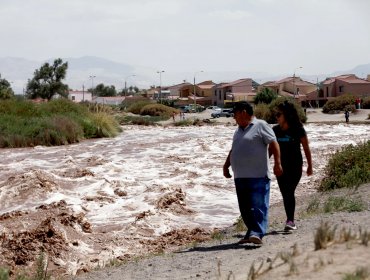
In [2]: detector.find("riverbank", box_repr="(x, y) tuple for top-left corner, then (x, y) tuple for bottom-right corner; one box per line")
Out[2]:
(73, 183), (370, 280)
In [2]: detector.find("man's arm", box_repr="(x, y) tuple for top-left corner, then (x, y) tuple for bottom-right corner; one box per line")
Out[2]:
(269, 141), (283, 177)
(223, 150), (232, 178)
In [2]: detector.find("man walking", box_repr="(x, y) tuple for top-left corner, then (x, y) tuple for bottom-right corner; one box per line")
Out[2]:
(223, 101), (282, 244)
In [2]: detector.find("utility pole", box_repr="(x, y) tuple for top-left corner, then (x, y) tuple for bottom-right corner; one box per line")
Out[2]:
(89, 75), (96, 96)
(193, 71), (204, 111)
(157, 71), (165, 103)
(124, 74), (136, 97)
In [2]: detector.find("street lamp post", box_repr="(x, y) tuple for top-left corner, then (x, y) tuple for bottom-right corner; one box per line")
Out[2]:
(82, 84), (85, 102)
(293, 67), (302, 97)
(124, 74), (136, 97)
(89, 75), (96, 96)
(193, 70), (204, 111)
(157, 70), (165, 103)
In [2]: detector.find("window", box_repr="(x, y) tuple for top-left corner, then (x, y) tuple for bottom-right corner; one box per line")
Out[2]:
(339, 86), (344, 92)
(72, 96), (75, 101)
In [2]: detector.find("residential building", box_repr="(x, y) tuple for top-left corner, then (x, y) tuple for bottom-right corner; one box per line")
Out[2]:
(68, 90), (92, 103)
(93, 96), (125, 105)
(176, 81), (216, 106)
(213, 78), (257, 107)
(320, 74), (370, 100)
(258, 77), (317, 107)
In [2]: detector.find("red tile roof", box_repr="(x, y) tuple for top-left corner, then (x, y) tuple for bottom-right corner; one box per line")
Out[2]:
(323, 74), (370, 84)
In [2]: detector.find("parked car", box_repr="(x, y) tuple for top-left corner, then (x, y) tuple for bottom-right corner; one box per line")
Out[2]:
(180, 104), (205, 113)
(206, 106), (222, 112)
(211, 108), (234, 118)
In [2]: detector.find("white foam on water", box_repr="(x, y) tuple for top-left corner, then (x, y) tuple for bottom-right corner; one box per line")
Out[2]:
(0, 124), (369, 240)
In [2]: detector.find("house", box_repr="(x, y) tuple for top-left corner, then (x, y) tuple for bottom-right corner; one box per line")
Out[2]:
(68, 90), (93, 103)
(213, 79), (257, 107)
(92, 96), (125, 105)
(168, 82), (192, 98)
(175, 81), (216, 106)
(320, 74), (370, 100)
(258, 77), (317, 107)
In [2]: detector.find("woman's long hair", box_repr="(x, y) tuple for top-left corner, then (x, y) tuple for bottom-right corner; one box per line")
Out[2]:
(277, 100), (302, 129)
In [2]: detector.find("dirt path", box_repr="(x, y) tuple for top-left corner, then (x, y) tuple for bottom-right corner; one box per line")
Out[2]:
(72, 184), (370, 280)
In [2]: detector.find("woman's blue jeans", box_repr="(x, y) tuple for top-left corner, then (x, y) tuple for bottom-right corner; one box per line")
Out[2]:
(234, 177), (270, 239)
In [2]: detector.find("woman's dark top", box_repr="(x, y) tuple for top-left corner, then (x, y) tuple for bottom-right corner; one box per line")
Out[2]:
(273, 125), (306, 170)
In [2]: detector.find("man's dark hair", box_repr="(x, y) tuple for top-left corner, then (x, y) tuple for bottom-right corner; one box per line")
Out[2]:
(232, 101), (253, 115)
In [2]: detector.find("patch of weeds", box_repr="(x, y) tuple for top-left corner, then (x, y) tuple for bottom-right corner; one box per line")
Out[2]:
(0, 252), (50, 280)
(33, 251), (50, 280)
(343, 267), (369, 280)
(173, 119), (194, 126)
(210, 230), (224, 242)
(306, 196), (321, 215)
(247, 260), (264, 280)
(0, 268), (9, 280)
(233, 216), (246, 232)
(314, 221), (337, 250)
(323, 196), (366, 213)
(189, 240), (199, 248)
(119, 115), (160, 125)
(313, 257), (326, 271)
(107, 258), (121, 267)
(359, 228), (370, 246)
(339, 227), (358, 242)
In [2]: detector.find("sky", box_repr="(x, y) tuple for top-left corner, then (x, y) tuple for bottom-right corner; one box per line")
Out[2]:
(1, 0), (370, 78)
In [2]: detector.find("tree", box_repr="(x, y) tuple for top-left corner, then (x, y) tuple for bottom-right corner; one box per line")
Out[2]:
(0, 75), (14, 99)
(26, 58), (69, 100)
(254, 88), (278, 104)
(94, 83), (117, 97)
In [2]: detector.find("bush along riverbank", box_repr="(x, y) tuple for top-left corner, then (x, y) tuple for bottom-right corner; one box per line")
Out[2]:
(0, 99), (121, 148)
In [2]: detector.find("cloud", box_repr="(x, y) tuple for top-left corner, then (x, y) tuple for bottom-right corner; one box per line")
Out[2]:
(208, 10), (252, 20)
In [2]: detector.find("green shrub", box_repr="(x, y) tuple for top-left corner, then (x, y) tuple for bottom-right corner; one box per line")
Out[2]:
(254, 88), (278, 104)
(39, 98), (89, 115)
(140, 104), (176, 118)
(117, 115), (165, 125)
(323, 196), (366, 213)
(174, 119), (195, 126)
(322, 94), (356, 113)
(254, 103), (273, 122)
(90, 112), (122, 137)
(127, 101), (152, 114)
(0, 99), (40, 117)
(362, 96), (370, 109)
(0, 99), (121, 148)
(320, 141), (370, 191)
(267, 97), (306, 124)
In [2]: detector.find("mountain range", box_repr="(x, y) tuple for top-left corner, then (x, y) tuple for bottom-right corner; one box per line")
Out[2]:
(1, 56), (369, 94)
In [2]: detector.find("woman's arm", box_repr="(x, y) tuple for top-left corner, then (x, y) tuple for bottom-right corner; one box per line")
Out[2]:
(301, 135), (313, 176)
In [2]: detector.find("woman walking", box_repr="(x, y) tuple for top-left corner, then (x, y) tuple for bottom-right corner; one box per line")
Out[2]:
(271, 101), (313, 231)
